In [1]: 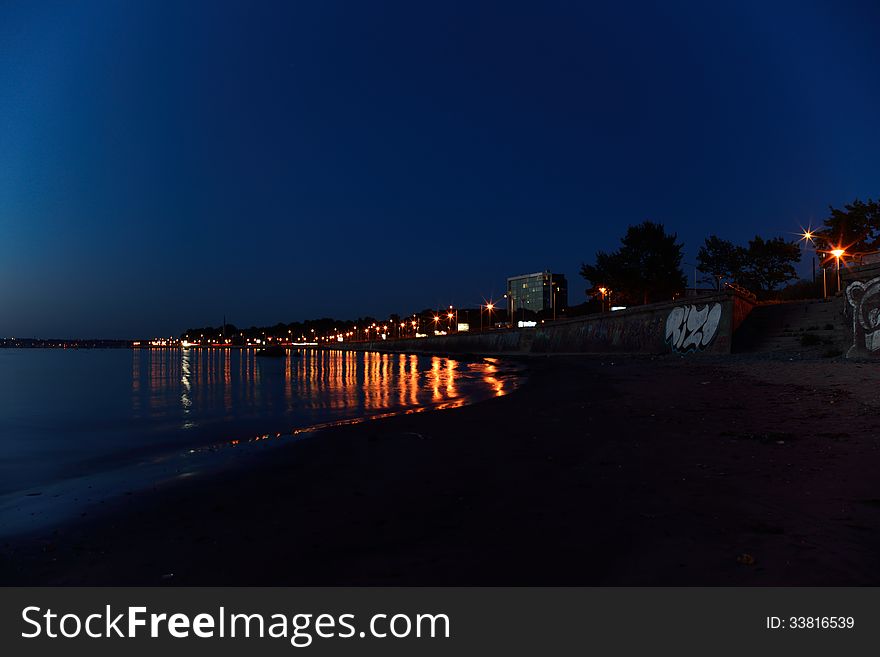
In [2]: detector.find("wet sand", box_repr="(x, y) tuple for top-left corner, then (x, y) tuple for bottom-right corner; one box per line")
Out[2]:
(2, 354), (880, 585)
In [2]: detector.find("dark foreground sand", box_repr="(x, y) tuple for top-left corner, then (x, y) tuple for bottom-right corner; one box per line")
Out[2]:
(2, 354), (879, 585)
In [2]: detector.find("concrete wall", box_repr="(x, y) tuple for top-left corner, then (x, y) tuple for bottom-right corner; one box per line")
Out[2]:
(335, 290), (753, 357)
(842, 262), (880, 359)
(338, 329), (527, 355)
(531, 290), (745, 354)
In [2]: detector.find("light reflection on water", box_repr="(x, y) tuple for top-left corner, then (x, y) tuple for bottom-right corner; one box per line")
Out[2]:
(0, 348), (521, 499)
(143, 348), (522, 457)
(131, 348), (514, 430)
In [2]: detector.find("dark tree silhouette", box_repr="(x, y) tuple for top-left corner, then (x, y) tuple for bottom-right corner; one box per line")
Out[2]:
(696, 235), (746, 290)
(820, 198), (880, 253)
(580, 221), (686, 305)
(740, 236), (801, 293)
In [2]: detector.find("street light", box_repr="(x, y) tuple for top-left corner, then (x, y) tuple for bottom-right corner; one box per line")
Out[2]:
(482, 301), (494, 331)
(799, 226), (823, 294)
(830, 247), (846, 293)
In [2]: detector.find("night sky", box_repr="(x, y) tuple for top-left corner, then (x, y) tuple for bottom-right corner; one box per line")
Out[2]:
(2, 1), (878, 338)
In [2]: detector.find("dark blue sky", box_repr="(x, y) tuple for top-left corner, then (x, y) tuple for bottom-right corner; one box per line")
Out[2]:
(1, 0), (878, 338)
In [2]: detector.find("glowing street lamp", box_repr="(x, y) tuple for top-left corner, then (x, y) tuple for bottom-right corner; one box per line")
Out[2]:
(481, 301), (495, 331)
(830, 247), (846, 293)
(798, 226), (825, 293)
(598, 287), (609, 312)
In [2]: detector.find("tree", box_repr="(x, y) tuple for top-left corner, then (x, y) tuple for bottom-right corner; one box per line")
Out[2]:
(580, 249), (632, 301)
(696, 235), (746, 290)
(820, 198), (880, 253)
(580, 221), (686, 305)
(740, 236), (801, 294)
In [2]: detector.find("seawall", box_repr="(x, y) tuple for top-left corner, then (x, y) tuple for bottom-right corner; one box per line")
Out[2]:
(842, 258), (880, 358)
(332, 290), (754, 357)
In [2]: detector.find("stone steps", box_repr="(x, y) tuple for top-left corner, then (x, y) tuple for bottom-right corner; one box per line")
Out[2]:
(732, 297), (848, 354)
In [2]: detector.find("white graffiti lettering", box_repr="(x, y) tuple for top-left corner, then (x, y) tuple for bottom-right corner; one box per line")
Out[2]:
(845, 276), (880, 355)
(665, 303), (723, 353)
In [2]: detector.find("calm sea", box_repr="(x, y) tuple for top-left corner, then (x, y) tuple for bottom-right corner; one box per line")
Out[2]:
(0, 348), (521, 533)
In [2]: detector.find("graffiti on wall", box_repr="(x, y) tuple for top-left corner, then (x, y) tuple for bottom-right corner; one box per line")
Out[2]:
(665, 303), (723, 353)
(845, 276), (880, 356)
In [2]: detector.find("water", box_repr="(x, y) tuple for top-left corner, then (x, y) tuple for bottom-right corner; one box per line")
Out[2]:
(0, 348), (521, 532)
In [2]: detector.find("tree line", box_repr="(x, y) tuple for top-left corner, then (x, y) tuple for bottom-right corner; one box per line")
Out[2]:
(580, 197), (878, 304)
(182, 197), (878, 339)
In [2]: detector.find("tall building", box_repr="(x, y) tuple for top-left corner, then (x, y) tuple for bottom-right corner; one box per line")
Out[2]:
(506, 271), (568, 319)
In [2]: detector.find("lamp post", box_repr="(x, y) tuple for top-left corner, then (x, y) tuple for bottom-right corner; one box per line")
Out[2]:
(830, 248), (845, 294)
(482, 302), (494, 332)
(800, 228), (821, 297)
(803, 231), (816, 284)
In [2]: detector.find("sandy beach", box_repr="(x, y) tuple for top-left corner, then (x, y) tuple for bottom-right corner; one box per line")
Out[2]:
(2, 353), (879, 586)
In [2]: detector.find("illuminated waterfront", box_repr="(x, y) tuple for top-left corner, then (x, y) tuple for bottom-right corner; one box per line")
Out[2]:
(0, 348), (522, 500)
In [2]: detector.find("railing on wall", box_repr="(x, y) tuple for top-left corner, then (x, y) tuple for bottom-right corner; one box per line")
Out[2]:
(723, 281), (757, 301)
(849, 250), (880, 266)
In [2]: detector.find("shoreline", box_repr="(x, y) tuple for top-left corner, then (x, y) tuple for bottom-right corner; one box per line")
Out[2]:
(0, 354), (526, 539)
(2, 353), (879, 585)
